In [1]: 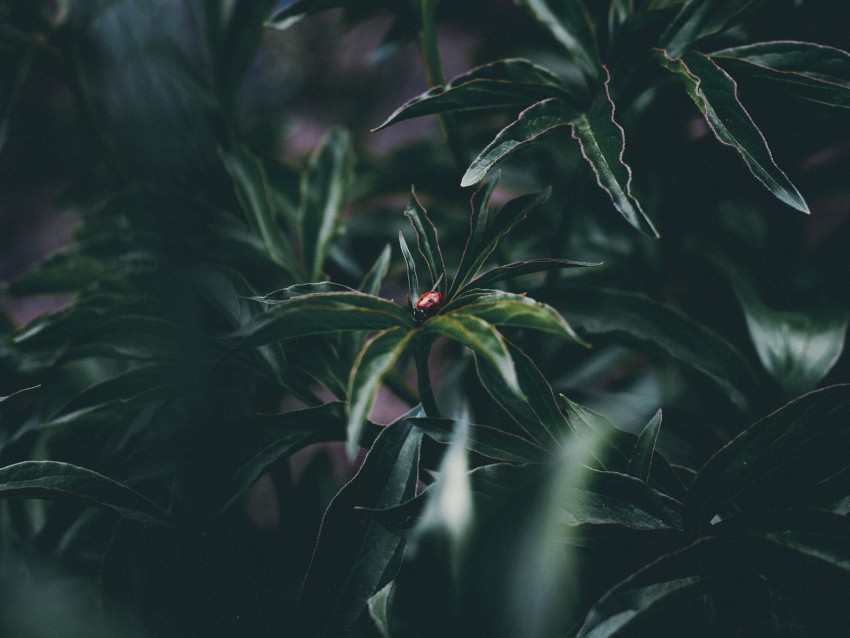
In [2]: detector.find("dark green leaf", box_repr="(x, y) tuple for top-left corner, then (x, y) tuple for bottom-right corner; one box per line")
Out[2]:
(246, 281), (355, 305)
(265, 0), (348, 30)
(711, 40), (850, 109)
(628, 409), (663, 483)
(300, 127), (353, 280)
(0, 461), (171, 526)
(422, 313), (519, 394)
(294, 411), (422, 637)
(571, 68), (659, 237)
(466, 258), (599, 289)
(407, 416), (545, 463)
(518, 0), (601, 78)
(404, 189), (446, 293)
(557, 286), (762, 411)
(230, 292), (411, 347)
(450, 177), (498, 298)
(347, 327), (416, 457)
(374, 59), (570, 131)
(658, 0), (754, 59)
(461, 98), (581, 187)
(688, 384), (850, 533)
(445, 290), (584, 343)
(359, 245), (392, 297)
(398, 230), (420, 304)
(656, 49), (809, 213)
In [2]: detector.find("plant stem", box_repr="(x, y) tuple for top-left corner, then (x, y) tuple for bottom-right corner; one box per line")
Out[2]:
(414, 335), (441, 418)
(416, 0), (468, 172)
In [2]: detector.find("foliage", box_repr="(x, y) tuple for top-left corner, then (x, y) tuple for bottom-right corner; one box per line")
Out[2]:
(1, 0), (849, 636)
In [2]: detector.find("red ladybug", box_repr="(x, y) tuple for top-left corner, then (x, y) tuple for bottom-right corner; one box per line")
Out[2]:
(412, 290), (444, 323)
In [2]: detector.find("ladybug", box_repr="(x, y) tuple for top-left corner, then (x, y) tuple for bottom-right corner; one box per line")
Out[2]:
(412, 290), (444, 323)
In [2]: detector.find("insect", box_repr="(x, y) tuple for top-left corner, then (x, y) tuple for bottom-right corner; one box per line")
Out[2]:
(412, 290), (444, 323)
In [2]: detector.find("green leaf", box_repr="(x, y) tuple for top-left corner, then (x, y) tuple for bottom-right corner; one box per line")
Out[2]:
(735, 281), (847, 398)
(422, 313), (519, 395)
(445, 290), (584, 343)
(452, 188), (552, 296)
(398, 230), (420, 304)
(221, 145), (301, 276)
(245, 281), (355, 305)
(518, 0), (601, 78)
(627, 409), (663, 483)
(474, 340), (568, 447)
(404, 189), (447, 292)
(450, 177), (498, 297)
(265, 0), (348, 30)
(374, 59), (570, 131)
(656, 49), (809, 213)
(658, 0), (754, 59)
(407, 416), (545, 464)
(358, 244), (392, 297)
(557, 286), (762, 411)
(347, 327), (416, 457)
(466, 258), (599, 289)
(230, 291), (411, 347)
(367, 582), (393, 638)
(688, 384), (850, 533)
(294, 410), (423, 637)
(711, 40), (850, 109)
(0, 461), (172, 526)
(461, 98), (581, 187)
(300, 127), (353, 280)
(571, 68), (659, 237)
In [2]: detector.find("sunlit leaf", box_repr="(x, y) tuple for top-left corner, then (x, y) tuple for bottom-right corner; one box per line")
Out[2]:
(294, 409), (423, 637)
(0, 461), (171, 526)
(347, 327), (416, 457)
(571, 68), (659, 237)
(461, 98), (581, 187)
(656, 49), (809, 213)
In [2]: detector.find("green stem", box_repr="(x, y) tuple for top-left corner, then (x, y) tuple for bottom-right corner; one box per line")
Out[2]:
(414, 335), (441, 418)
(416, 0), (467, 171)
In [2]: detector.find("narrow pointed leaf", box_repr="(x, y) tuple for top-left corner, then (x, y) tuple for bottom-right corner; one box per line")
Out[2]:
(658, 0), (754, 59)
(571, 68), (659, 237)
(265, 0), (347, 30)
(374, 59), (570, 130)
(628, 409), (663, 483)
(466, 258), (599, 289)
(450, 177), (498, 298)
(445, 290), (584, 343)
(359, 244), (392, 297)
(688, 384), (850, 533)
(231, 292), (410, 347)
(221, 145), (300, 276)
(404, 190), (446, 292)
(556, 286), (762, 411)
(300, 128), (353, 280)
(711, 40), (850, 109)
(0, 461), (172, 525)
(246, 281), (355, 305)
(295, 411), (423, 637)
(518, 0), (601, 77)
(423, 314), (520, 394)
(462, 98), (581, 187)
(347, 327), (416, 456)
(656, 49), (809, 213)
(398, 231), (420, 303)
(407, 416), (545, 463)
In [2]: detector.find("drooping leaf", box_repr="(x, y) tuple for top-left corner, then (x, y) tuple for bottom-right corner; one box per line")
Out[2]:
(245, 281), (355, 305)
(461, 98), (581, 187)
(422, 313), (520, 394)
(517, 0), (601, 78)
(656, 49), (809, 213)
(0, 461), (172, 526)
(294, 409), (423, 637)
(688, 384), (850, 533)
(347, 327), (416, 457)
(711, 40), (850, 109)
(300, 127), (353, 280)
(571, 68), (660, 237)
(398, 230), (420, 305)
(404, 189), (446, 292)
(230, 291), (410, 347)
(627, 409), (663, 483)
(658, 0), (754, 59)
(445, 289), (584, 343)
(466, 258), (599, 289)
(735, 281), (847, 398)
(407, 416), (546, 464)
(556, 286), (762, 411)
(374, 59), (571, 131)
